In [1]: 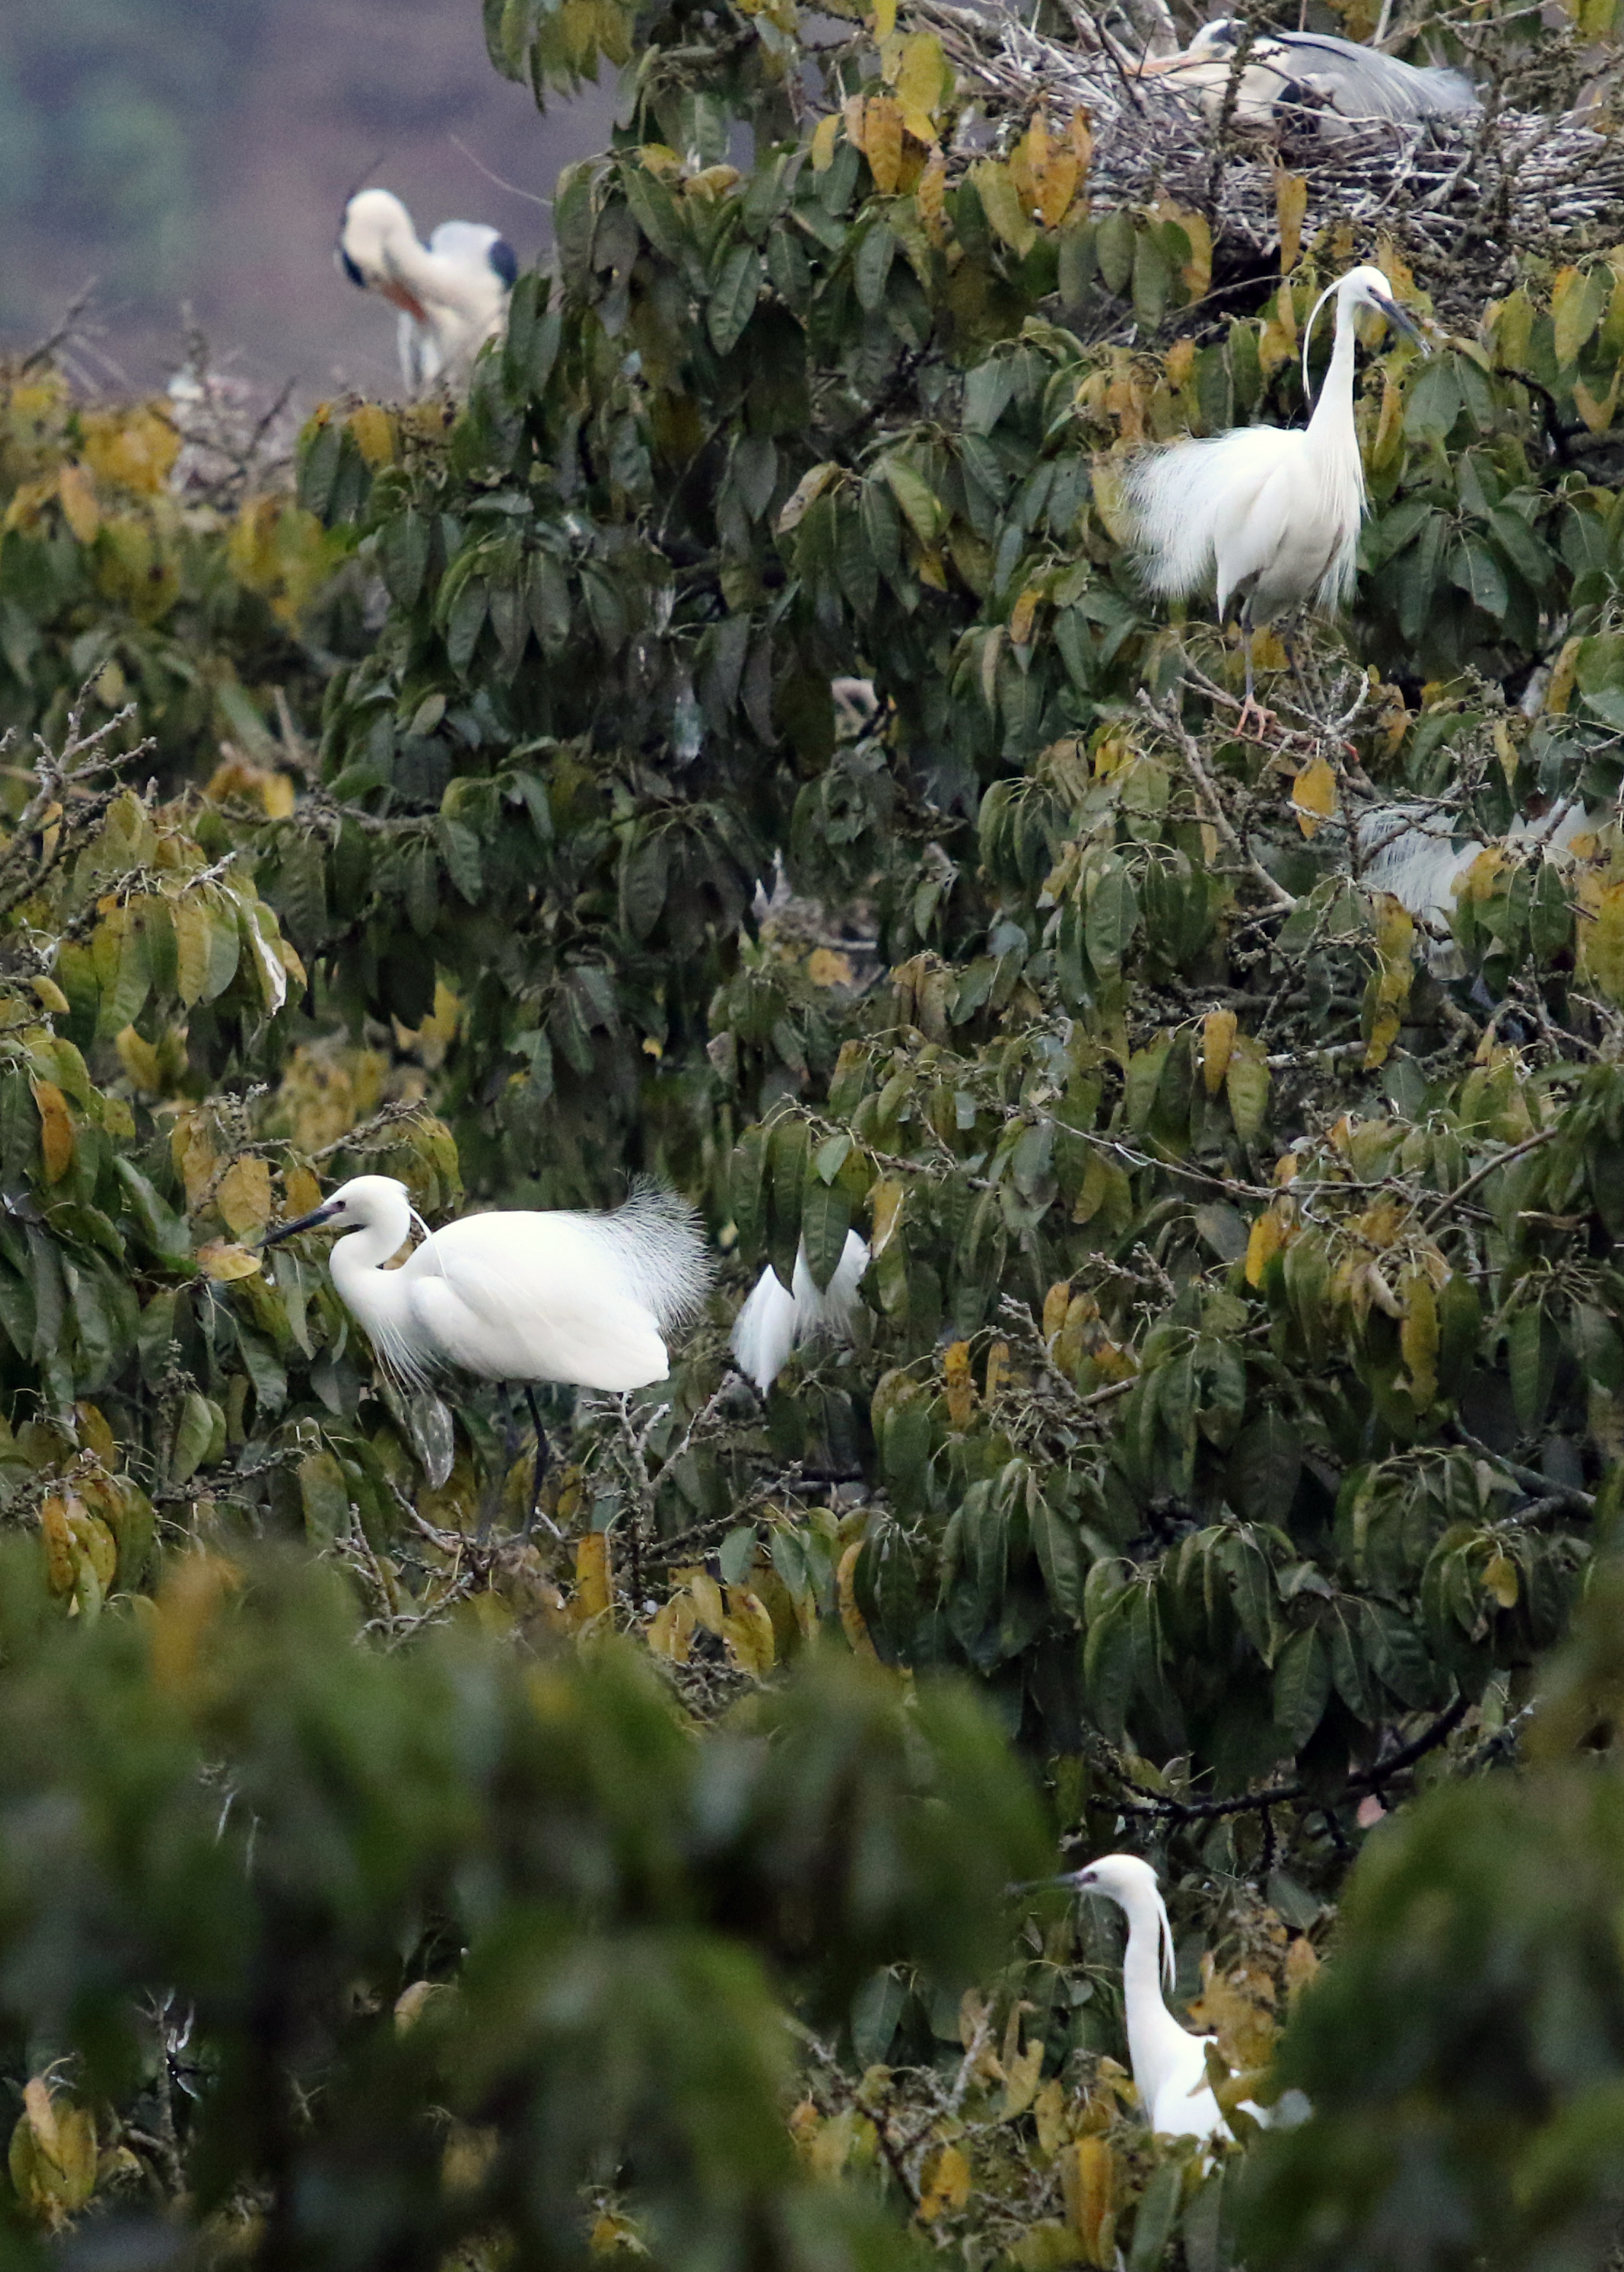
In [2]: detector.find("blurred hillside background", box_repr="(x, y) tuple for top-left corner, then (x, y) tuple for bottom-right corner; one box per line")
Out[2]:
(0, 0), (614, 396)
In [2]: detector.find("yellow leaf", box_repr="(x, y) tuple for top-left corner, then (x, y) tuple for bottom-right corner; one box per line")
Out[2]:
(1483, 1550), (1520, 1608)
(837, 1538), (878, 1657)
(1042, 1281), (1072, 1340)
(1245, 1208), (1285, 1287)
(1066, 2136), (1115, 2264)
(776, 460), (840, 533)
(647, 1593), (696, 1661)
(1369, 376), (1404, 473)
(916, 146), (948, 242)
(56, 462), (100, 545)
(196, 1239), (263, 1281)
(148, 1552), (240, 1698)
(873, 0), (896, 34)
(1399, 1267), (1439, 1402)
(30, 1078), (74, 1182)
(689, 1569), (726, 1634)
(870, 1177), (905, 1253)
(1274, 170), (1308, 274)
(1552, 264), (1597, 368)
(894, 31), (947, 144)
(984, 1338), (1009, 1402)
(31, 975), (70, 1016)
(115, 1025), (165, 1093)
(918, 2142), (972, 2222)
(722, 1585), (777, 1676)
(573, 1531), (612, 1620)
(1068, 107), (1093, 186)
(1291, 754), (1338, 837)
(1034, 2075), (1068, 2153)
(347, 405), (397, 468)
(1573, 369), (1622, 433)
(806, 946), (854, 986)
(944, 1337), (975, 1429)
(1284, 1933), (1321, 2006)
(1000, 2036), (1045, 2118)
(283, 1164), (324, 1218)
(1225, 1032), (1272, 1143)
(39, 1496), (77, 1597)
(172, 895), (215, 1008)
(1202, 1007), (1237, 1095)
(811, 112), (841, 172)
(80, 403), (180, 495)
(971, 158), (1037, 256)
(216, 1154), (274, 1240)
(864, 96), (905, 193)
(1008, 584), (1041, 646)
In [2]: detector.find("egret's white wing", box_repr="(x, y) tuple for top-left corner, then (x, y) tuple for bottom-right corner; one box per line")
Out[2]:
(401, 1194), (708, 1391)
(1125, 427), (1294, 606)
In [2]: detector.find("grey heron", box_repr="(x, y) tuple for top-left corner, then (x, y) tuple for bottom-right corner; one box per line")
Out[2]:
(338, 188), (518, 395)
(1145, 18), (1477, 125)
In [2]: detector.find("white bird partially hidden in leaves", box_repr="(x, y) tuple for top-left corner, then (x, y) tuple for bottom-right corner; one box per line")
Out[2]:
(338, 189), (517, 395)
(731, 1232), (869, 1392)
(1125, 264), (1426, 740)
(263, 1174), (711, 1536)
(1143, 18), (1477, 128)
(1358, 795), (1596, 971)
(1046, 1855), (1271, 2142)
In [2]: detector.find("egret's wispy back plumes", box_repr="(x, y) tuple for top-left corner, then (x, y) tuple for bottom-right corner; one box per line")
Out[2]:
(337, 188), (516, 395)
(264, 1173), (712, 1534)
(1125, 263), (1423, 729)
(1358, 795), (1596, 965)
(731, 1231), (869, 1392)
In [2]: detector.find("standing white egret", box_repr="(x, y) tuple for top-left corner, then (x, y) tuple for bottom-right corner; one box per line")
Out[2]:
(263, 1175), (711, 1535)
(337, 189), (517, 395)
(1054, 1855), (1266, 2142)
(731, 1233), (869, 1391)
(1145, 20), (1477, 125)
(1125, 264), (1425, 737)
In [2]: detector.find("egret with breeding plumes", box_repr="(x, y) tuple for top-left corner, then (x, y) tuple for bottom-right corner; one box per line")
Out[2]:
(1046, 1855), (1269, 2142)
(263, 1175), (711, 1534)
(731, 1232), (869, 1391)
(338, 189), (517, 395)
(1125, 264), (1425, 737)
(1142, 19), (1477, 126)
(1358, 795), (1596, 970)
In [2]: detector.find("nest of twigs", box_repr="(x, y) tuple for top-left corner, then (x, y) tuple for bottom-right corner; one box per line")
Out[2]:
(913, 0), (1624, 332)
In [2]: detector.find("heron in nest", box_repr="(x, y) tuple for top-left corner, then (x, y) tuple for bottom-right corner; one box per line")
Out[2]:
(1142, 18), (1477, 131)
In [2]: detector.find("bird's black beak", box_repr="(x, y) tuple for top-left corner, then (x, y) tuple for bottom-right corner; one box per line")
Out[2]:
(337, 248), (366, 290)
(1008, 1871), (1091, 1894)
(261, 1199), (344, 1248)
(1372, 293), (1428, 353)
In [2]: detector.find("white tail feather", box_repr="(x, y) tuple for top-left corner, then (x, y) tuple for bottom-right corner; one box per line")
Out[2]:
(730, 1230), (869, 1391)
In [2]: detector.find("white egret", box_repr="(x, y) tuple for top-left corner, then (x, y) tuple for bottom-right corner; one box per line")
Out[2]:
(731, 1232), (869, 1391)
(1358, 796), (1595, 970)
(1145, 19), (1477, 125)
(263, 1174), (711, 1535)
(338, 190), (517, 395)
(1057, 1854), (1267, 2142)
(1125, 263), (1425, 737)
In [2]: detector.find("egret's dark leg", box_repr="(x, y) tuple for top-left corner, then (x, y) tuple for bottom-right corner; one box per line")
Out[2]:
(521, 1385), (561, 1541)
(1236, 609), (1280, 741)
(476, 1394), (526, 1542)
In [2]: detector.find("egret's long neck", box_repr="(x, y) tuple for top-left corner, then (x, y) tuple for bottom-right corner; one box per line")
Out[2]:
(1115, 1886), (1192, 2097)
(1306, 293), (1361, 457)
(328, 1211), (412, 1332)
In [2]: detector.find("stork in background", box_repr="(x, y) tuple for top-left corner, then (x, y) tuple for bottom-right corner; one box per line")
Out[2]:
(338, 188), (518, 395)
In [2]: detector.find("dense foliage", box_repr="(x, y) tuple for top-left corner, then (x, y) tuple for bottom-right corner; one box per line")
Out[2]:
(4, 0), (1624, 2260)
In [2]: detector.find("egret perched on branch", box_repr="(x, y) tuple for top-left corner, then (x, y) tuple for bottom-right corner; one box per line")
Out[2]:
(1125, 263), (1425, 737)
(1049, 1855), (1268, 2142)
(263, 1175), (711, 1535)
(1358, 795), (1595, 969)
(1144, 19), (1477, 126)
(338, 189), (517, 395)
(731, 1233), (869, 1391)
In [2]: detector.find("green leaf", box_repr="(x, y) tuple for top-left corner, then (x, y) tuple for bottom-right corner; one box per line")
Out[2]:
(708, 244), (763, 356)
(800, 1177), (853, 1294)
(1272, 1626), (1330, 1747)
(881, 455), (943, 546)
